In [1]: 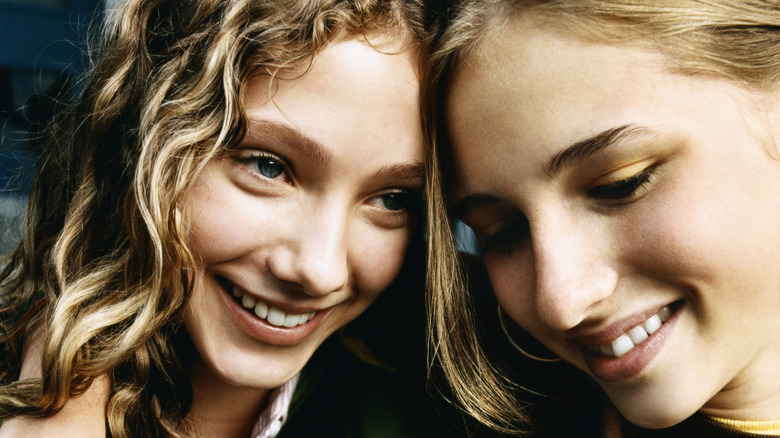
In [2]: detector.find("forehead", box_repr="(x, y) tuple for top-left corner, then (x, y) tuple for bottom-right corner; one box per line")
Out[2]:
(450, 16), (667, 138)
(444, 15), (672, 187)
(244, 33), (422, 162)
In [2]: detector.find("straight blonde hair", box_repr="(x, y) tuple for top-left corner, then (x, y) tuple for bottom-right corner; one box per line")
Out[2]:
(424, 0), (780, 435)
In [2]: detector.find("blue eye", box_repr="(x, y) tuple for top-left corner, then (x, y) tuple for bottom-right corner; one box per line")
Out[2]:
(378, 191), (420, 213)
(369, 190), (421, 217)
(236, 150), (289, 181)
(256, 157), (285, 179)
(379, 192), (409, 211)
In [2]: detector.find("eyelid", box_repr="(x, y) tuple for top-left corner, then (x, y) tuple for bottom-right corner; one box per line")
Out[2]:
(459, 204), (528, 255)
(479, 214), (529, 255)
(236, 148), (287, 164)
(590, 158), (656, 186)
(370, 188), (405, 203)
(364, 189), (422, 230)
(235, 148), (294, 182)
(373, 188), (422, 211)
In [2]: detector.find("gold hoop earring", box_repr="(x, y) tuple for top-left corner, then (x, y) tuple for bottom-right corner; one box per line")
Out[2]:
(497, 304), (562, 363)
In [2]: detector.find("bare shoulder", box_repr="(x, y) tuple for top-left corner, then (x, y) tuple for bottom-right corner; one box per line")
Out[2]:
(0, 324), (109, 437)
(0, 375), (110, 438)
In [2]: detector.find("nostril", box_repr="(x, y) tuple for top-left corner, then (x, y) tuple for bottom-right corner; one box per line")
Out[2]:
(265, 222), (350, 296)
(294, 247), (349, 296)
(301, 269), (348, 296)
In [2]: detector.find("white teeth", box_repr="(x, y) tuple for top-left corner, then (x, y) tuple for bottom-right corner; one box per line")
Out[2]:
(254, 301), (268, 319)
(627, 326), (648, 345)
(611, 334), (635, 358)
(266, 307), (286, 326)
(232, 285), (316, 328)
(643, 315), (662, 335)
(242, 294), (256, 308)
(283, 313), (301, 328)
(588, 306), (673, 358)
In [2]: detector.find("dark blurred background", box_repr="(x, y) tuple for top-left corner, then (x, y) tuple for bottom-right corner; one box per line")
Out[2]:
(0, 0), (106, 254)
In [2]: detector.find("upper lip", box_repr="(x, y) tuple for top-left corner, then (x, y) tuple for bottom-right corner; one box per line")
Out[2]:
(218, 276), (335, 315)
(565, 302), (674, 346)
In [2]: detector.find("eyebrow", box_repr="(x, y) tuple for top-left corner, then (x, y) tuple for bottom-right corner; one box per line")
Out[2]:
(243, 119), (332, 164)
(546, 124), (649, 176)
(454, 193), (502, 220)
(455, 125), (650, 218)
(245, 118), (424, 186)
(374, 162), (425, 185)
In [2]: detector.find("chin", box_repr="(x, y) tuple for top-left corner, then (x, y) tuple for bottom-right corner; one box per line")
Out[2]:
(612, 396), (701, 429)
(214, 363), (298, 391)
(201, 344), (312, 390)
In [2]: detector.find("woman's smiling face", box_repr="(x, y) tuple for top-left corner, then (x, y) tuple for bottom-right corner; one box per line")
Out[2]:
(446, 17), (780, 427)
(182, 34), (423, 394)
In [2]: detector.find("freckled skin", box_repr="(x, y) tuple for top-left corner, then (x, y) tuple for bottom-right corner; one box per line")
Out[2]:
(182, 33), (422, 425)
(447, 16), (780, 428)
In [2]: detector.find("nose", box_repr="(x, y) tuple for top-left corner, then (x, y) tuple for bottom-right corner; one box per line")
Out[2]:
(531, 213), (618, 331)
(268, 202), (350, 296)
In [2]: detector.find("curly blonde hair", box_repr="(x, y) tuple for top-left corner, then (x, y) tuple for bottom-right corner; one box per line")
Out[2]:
(0, 0), (426, 436)
(424, 0), (780, 435)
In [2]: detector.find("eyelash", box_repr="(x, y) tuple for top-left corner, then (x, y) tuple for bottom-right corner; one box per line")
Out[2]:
(235, 150), (291, 183)
(480, 214), (530, 256)
(233, 149), (420, 227)
(480, 166), (658, 256)
(588, 165), (658, 201)
(369, 190), (424, 231)
(373, 190), (419, 213)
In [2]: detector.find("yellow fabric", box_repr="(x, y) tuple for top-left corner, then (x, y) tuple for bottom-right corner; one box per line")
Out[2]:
(709, 416), (780, 435)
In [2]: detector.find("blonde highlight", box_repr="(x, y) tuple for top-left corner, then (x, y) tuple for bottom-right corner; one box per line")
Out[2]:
(0, 0), (427, 436)
(424, 0), (780, 435)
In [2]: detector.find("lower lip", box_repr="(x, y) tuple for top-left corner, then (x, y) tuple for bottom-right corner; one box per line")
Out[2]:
(217, 281), (332, 347)
(580, 304), (682, 382)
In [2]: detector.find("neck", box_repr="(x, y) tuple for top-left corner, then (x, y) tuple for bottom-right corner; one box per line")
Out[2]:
(700, 342), (780, 421)
(186, 358), (271, 438)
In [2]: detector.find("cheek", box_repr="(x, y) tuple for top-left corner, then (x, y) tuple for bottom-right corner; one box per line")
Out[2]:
(626, 170), (780, 317)
(485, 252), (537, 327)
(630, 179), (772, 283)
(185, 181), (277, 265)
(351, 226), (412, 299)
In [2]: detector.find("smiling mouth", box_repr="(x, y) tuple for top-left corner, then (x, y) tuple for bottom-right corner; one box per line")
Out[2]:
(226, 282), (317, 328)
(584, 303), (678, 358)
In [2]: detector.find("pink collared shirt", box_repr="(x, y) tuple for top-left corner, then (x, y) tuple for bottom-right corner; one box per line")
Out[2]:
(250, 374), (300, 438)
